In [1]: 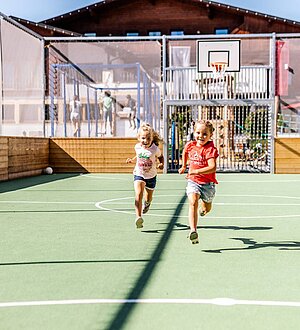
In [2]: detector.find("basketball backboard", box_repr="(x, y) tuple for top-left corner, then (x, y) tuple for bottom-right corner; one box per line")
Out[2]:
(197, 39), (240, 73)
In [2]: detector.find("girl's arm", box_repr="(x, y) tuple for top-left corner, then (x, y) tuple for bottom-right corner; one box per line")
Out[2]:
(126, 155), (137, 163)
(178, 149), (188, 174)
(189, 158), (216, 175)
(157, 155), (164, 169)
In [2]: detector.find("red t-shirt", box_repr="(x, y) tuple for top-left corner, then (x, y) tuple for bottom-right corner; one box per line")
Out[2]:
(183, 140), (219, 184)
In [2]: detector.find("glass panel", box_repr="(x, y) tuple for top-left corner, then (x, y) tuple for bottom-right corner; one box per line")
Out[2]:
(47, 40), (162, 137)
(0, 18), (44, 137)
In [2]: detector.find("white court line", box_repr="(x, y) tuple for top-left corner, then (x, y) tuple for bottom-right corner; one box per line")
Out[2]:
(94, 202), (300, 206)
(0, 297), (299, 308)
(79, 174), (300, 183)
(96, 194), (300, 201)
(2, 193), (300, 204)
(80, 175), (129, 181)
(0, 201), (95, 204)
(95, 195), (300, 219)
(3, 201), (299, 206)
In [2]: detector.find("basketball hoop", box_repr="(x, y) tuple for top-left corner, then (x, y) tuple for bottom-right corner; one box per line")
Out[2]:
(210, 61), (228, 79)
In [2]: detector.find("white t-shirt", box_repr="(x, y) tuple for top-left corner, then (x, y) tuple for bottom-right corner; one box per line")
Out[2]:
(103, 96), (113, 112)
(70, 100), (81, 114)
(70, 100), (81, 120)
(133, 143), (161, 179)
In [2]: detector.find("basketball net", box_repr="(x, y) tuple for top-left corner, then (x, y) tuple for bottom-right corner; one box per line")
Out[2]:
(210, 61), (228, 79)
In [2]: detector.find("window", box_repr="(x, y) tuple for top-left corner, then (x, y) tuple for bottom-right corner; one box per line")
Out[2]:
(126, 32), (139, 36)
(19, 104), (40, 122)
(84, 32), (96, 37)
(149, 31), (161, 36)
(3, 104), (15, 122)
(215, 28), (229, 35)
(171, 30), (184, 36)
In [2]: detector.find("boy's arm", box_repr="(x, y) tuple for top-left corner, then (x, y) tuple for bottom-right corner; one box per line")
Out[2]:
(189, 158), (216, 175)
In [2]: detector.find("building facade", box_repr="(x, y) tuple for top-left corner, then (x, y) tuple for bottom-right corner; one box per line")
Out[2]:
(12, 0), (300, 37)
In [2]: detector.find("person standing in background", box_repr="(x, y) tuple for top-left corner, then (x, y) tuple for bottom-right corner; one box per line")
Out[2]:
(103, 90), (113, 135)
(125, 94), (136, 130)
(70, 95), (81, 137)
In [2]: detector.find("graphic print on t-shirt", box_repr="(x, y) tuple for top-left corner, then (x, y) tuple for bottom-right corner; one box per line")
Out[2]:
(190, 150), (206, 167)
(137, 151), (153, 173)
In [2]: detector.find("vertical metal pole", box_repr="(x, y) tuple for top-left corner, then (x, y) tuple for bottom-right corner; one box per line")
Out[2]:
(77, 82), (81, 137)
(49, 63), (55, 137)
(162, 35), (168, 173)
(62, 72), (67, 137)
(41, 39), (46, 137)
(154, 85), (158, 131)
(86, 85), (91, 137)
(270, 33), (276, 174)
(73, 79), (76, 95)
(144, 73), (150, 124)
(137, 63), (141, 129)
(95, 89), (98, 137)
(76, 82), (80, 96)
(158, 87), (161, 132)
(143, 72), (147, 122)
(149, 80), (153, 126)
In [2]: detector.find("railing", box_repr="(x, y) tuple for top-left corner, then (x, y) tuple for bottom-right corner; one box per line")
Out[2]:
(165, 66), (271, 101)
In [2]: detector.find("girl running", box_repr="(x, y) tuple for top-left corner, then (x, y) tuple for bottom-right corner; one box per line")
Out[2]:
(178, 120), (219, 244)
(126, 123), (164, 228)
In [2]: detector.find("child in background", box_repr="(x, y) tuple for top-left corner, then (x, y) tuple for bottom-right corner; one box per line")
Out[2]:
(70, 95), (81, 137)
(125, 94), (137, 129)
(178, 120), (219, 244)
(102, 90), (113, 135)
(126, 123), (164, 229)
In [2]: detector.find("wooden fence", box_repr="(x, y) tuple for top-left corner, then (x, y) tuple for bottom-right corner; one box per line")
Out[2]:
(0, 137), (299, 182)
(49, 138), (137, 173)
(274, 138), (300, 174)
(0, 137), (49, 181)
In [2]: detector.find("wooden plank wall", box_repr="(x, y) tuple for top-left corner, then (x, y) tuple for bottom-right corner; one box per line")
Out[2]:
(0, 137), (49, 182)
(0, 137), (163, 181)
(50, 138), (139, 173)
(275, 138), (300, 174)
(0, 137), (9, 181)
(2, 137), (299, 178)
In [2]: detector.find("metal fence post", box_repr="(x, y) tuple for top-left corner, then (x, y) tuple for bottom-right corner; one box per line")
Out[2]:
(270, 33), (277, 174)
(162, 35), (168, 174)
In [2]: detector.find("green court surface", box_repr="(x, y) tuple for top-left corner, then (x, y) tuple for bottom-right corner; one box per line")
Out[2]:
(0, 173), (300, 330)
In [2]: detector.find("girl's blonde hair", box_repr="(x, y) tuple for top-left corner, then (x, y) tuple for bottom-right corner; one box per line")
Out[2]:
(137, 123), (162, 146)
(194, 120), (215, 133)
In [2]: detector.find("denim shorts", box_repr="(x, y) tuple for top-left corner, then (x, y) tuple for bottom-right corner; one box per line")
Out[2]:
(186, 180), (216, 203)
(134, 175), (157, 190)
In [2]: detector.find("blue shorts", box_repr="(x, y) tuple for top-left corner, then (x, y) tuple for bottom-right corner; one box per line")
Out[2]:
(134, 175), (157, 190)
(186, 180), (216, 203)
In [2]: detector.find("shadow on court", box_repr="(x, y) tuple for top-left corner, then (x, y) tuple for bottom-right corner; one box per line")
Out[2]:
(0, 174), (81, 193)
(142, 223), (273, 233)
(105, 194), (187, 330)
(203, 237), (300, 253)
